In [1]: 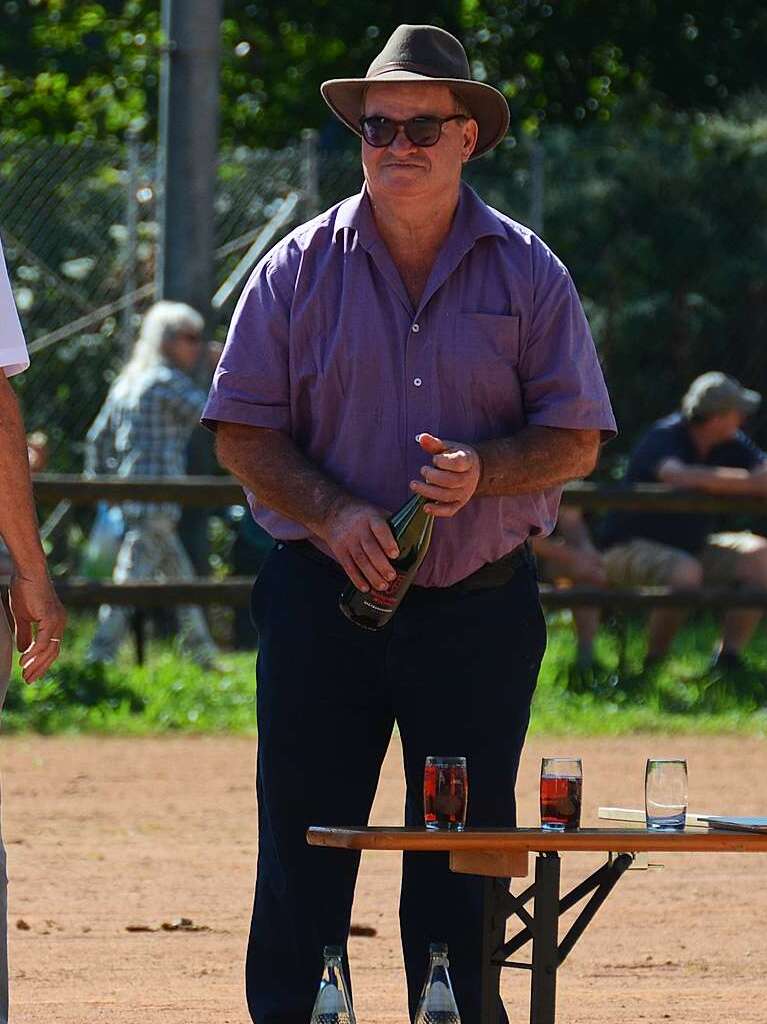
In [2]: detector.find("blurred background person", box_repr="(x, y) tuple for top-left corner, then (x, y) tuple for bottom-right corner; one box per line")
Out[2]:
(84, 301), (220, 668)
(600, 372), (767, 678)
(533, 504), (606, 675)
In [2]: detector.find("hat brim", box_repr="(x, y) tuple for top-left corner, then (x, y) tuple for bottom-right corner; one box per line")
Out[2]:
(321, 73), (510, 160)
(737, 388), (762, 415)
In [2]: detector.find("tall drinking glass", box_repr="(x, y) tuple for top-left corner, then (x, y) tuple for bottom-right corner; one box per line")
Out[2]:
(645, 758), (688, 830)
(540, 757), (582, 831)
(423, 756), (468, 831)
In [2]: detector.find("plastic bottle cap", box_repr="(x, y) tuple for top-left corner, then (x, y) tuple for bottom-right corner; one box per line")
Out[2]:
(429, 942), (448, 955)
(323, 945), (343, 958)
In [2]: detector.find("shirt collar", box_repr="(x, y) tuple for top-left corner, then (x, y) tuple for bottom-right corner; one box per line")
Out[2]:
(333, 179), (507, 255)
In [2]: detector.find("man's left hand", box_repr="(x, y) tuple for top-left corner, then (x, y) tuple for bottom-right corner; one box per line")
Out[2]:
(410, 433), (481, 518)
(9, 573), (66, 683)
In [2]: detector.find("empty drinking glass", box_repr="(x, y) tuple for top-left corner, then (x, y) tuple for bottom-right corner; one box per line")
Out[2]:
(645, 758), (687, 831)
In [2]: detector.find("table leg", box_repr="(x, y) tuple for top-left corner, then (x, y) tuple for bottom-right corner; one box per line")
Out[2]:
(472, 851), (632, 1024)
(480, 877), (509, 1023)
(530, 853), (560, 1024)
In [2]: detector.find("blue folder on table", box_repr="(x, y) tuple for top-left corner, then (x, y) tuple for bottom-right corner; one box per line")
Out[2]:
(700, 816), (767, 833)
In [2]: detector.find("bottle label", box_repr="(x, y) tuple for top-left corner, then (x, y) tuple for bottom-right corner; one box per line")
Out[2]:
(363, 572), (407, 611)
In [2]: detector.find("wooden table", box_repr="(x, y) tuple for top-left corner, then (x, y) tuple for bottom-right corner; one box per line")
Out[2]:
(307, 826), (767, 1024)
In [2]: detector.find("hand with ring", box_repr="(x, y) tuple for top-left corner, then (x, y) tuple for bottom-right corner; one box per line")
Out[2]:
(9, 572), (66, 683)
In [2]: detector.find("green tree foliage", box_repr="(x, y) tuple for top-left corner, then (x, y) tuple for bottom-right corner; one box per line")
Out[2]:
(1, 2), (766, 144)
(538, 94), (767, 454)
(0, 1), (160, 139)
(219, 1), (462, 146)
(464, 1), (767, 135)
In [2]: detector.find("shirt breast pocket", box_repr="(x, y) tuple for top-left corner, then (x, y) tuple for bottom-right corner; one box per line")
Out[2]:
(458, 313), (520, 361)
(438, 313), (523, 436)
(457, 310), (521, 382)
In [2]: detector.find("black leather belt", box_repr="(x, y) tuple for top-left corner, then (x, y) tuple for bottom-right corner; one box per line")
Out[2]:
(284, 539), (531, 594)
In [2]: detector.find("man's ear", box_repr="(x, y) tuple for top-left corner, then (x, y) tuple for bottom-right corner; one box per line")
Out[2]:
(462, 118), (479, 162)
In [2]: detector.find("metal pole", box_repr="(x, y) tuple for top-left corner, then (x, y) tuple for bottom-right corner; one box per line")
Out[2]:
(301, 128), (321, 220)
(529, 139), (544, 236)
(122, 126), (140, 356)
(157, 0), (223, 318)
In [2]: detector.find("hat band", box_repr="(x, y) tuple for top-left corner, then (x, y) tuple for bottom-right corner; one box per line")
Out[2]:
(370, 60), (468, 82)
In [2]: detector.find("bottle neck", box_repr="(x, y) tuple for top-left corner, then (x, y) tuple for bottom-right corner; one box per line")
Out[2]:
(392, 492), (424, 523)
(325, 958), (342, 979)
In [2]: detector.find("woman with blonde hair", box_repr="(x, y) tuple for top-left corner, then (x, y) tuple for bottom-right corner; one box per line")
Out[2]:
(85, 300), (219, 667)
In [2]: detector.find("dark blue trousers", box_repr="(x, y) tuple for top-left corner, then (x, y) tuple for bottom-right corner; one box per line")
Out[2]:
(246, 542), (546, 1024)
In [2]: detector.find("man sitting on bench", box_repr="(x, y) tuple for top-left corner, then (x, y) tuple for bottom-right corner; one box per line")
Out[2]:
(600, 372), (767, 676)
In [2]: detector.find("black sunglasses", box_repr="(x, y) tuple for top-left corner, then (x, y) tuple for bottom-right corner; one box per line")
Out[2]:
(359, 114), (469, 148)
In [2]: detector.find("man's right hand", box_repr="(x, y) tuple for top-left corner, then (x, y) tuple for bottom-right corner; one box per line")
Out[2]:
(318, 498), (399, 593)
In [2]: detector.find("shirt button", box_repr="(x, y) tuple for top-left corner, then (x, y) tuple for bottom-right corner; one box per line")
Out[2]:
(412, 323), (420, 333)
(413, 377), (422, 387)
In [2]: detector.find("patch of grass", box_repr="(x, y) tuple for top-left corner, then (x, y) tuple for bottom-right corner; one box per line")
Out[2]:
(1, 614), (257, 735)
(532, 611), (767, 736)
(1, 611), (765, 735)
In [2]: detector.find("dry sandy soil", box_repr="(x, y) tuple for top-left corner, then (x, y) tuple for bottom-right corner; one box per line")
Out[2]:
(1, 733), (766, 1023)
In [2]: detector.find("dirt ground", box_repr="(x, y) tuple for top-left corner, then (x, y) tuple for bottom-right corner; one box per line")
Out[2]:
(1, 733), (766, 1024)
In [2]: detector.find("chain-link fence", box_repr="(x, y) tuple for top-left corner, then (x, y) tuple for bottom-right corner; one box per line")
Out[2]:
(0, 136), (320, 470)
(0, 135), (344, 470)
(0, 133), (537, 472)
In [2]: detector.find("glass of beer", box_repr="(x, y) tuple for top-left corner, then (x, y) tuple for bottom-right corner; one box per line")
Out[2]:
(424, 756), (468, 831)
(540, 757), (583, 831)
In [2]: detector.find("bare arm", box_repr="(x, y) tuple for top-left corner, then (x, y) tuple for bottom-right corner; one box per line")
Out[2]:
(412, 426), (600, 513)
(0, 372), (66, 681)
(657, 457), (767, 496)
(215, 422), (398, 593)
(476, 426), (600, 496)
(0, 372), (46, 576)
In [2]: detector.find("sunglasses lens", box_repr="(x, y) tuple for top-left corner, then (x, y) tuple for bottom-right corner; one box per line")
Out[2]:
(361, 118), (395, 147)
(406, 118), (441, 146)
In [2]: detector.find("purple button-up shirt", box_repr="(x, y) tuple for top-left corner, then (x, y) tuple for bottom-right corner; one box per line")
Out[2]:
(203, 182), (616, 587)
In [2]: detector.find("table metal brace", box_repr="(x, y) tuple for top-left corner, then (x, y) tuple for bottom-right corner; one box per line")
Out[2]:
(480, 850), (635, 1024)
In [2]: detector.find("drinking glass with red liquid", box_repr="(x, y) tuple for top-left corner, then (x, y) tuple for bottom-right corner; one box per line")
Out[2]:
(540, 757), (582, 831)
(424, 756), (468, 831)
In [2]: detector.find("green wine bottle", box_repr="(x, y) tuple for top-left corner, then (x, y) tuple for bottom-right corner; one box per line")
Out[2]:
(339, 494), (434, 630)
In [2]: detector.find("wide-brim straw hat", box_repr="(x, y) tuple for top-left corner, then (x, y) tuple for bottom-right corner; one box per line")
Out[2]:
(321, 24), (510, 161)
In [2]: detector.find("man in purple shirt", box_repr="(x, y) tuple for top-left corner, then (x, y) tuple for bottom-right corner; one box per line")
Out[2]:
(204, 25), (615, 1024)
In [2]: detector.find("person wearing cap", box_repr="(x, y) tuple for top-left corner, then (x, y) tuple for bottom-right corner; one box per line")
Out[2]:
(0, 232), (66, 1024)
(601, 372), (767, 672)
(203, 24), (615, 1023)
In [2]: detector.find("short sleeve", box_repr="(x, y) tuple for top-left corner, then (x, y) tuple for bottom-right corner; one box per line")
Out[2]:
(717, 432), (767, 472)
(202, 247), (295, 433)
(0, 236), (29, 377)
(741, 436), (767, 470)
(519, 241), (616, 439)
(629, 426), (682, 482)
